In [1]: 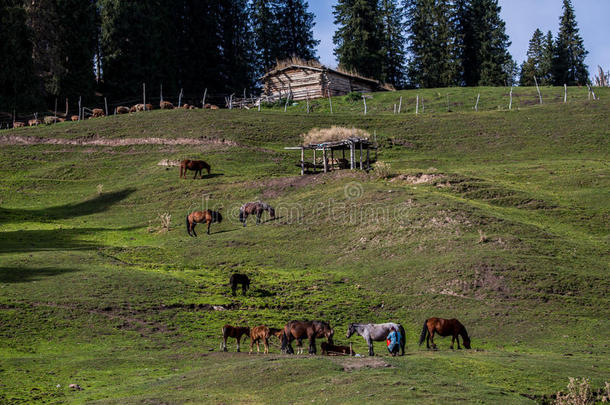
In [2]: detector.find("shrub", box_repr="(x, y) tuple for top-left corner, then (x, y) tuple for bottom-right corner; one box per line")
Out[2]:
(344, 92), (362, 103)
(372, 161), (392, 179)
(555, 377), (593, 405)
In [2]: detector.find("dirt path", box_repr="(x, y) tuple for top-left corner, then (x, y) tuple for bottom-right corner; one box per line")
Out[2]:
(0, 134), (239, 147)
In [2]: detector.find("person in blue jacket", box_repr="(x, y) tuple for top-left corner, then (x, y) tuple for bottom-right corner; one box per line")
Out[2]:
(386, 327), (402, 356)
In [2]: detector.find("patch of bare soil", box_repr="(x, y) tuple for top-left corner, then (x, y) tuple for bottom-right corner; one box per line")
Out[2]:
(335, 357), (392, 371)
(390, 173), (446, 185)
(0, 134), (239, 148)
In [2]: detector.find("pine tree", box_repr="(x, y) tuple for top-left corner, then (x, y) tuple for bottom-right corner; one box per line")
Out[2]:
(406, 0), (457, 88)
(275, 0), (319, 61)
(218, 0), (256, 93)
(379, 0), (406, 88)
(540, 31), (554, 85)
(173, 1), (223, 95)
(552, 0), (588, 85)
(0, 0), (40, 112)
(333, 0), (384, 81)
(252, 0), (280, 72)
(519, 28), (545, 86)
(455, 0), (512, 86)
(99, 0), (178, 100)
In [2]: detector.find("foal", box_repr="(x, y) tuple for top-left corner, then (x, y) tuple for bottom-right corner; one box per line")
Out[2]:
(186, 209), (223, 236)
(419, 318), (471, 350)
(221, 324), (250, 352)
(249, 326), (282, 354)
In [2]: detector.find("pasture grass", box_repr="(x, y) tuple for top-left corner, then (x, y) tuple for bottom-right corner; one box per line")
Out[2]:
(0, 86), (608, 404)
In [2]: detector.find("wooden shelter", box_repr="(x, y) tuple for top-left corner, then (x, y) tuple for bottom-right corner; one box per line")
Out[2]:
(285, 137), (376, 175)
(260, 59), (389, 101)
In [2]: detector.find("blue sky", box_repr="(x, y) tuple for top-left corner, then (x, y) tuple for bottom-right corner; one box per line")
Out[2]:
(308, 0), (609, 78)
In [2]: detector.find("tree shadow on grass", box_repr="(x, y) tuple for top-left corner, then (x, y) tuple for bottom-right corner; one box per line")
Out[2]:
(0, 188), (136, 224)
(0, 266), (80, 283)
(0, 226), (140, 254)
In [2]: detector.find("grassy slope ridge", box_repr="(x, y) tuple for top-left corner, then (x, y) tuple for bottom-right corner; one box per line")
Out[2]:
(0, 87), (608, 404)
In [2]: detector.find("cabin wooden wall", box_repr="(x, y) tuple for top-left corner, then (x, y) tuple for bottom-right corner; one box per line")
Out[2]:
(263, 68), (324, 101)
(262, 67), (379, 101)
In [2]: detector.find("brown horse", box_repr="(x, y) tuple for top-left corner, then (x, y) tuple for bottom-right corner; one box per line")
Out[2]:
(239, 201), (275, 227)
(320, 341), (355, 356)
(221, 325), (250, 352)
(249, 326), (283, 354)
(186, 209), (222, 236)
(281, 320), (334, 355)
(180, 159), (211, 179)
(419, 318), (471, 350)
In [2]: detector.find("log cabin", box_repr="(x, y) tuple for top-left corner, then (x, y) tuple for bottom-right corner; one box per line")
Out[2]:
(260, 59), (390, 101)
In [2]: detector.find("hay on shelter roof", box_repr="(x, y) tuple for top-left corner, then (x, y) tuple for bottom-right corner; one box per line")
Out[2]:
(302, 126), (370, 146)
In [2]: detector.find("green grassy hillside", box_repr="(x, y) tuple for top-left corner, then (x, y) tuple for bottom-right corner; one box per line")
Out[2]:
(0, 87), (608, 404)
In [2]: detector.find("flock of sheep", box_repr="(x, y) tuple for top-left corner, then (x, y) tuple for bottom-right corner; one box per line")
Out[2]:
(10, 100), (220, 128)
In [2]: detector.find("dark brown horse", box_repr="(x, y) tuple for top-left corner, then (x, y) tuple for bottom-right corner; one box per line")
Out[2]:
(229, 273), (250, 296)
(249, 326), (283, 354)
(419, 318), (471, 350)
(320, 341), (355, 356)
(281, 320), (334, 355)
(186, 209), (223, 236)
(239, 201), (275, 227)
(221, 324), (250, 352)
(180, 159), (211, 179)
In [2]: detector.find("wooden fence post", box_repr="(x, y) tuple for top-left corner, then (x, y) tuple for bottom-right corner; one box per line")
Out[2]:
(78, 96), (81, 120)
(160, 84), (163, 103)
(564, 84), (567, 103)
(475, 94), (480, 112)
(328, 90), (333, 114)
(398, 96), (402, 113)
(178, 88), (183, 108)
(306, 92), (310, 114)
(300, 147), (304, 176)
(65, 98), (68, 116)
(362, 95), (367, 115)
(202, 88), (207, 107)
(104, 97), (108, 116)
(534, 76), (543, 104)
(509, 86), (513, 110)
(416, 95), (419, 115)
(143, 83), (146, 110)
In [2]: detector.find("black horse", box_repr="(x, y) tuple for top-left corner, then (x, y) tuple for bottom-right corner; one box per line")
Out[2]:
(229, 273), (250, 296)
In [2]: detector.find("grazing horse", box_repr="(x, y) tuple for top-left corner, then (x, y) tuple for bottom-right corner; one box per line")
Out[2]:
(419, 318), (471, 350)
(346, 322), (406, 356)
(249, 326), (282, 354)
(186, 209), (222, 236)
(180, 159), (211, 179)
(281, 320), (334, 355)
(321, 341), (355, 356)
(221, 325), (250, 352)
(239, 202), (275, 227)
(116, 106), (130, 114)
(229, 273), (250, 296)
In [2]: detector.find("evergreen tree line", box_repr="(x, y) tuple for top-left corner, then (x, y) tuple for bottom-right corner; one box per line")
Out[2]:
(519, 0), (588, 86)
(333, 0), (588, 89)
(0, 0), (318, 113)
(0, 0), (590, 114)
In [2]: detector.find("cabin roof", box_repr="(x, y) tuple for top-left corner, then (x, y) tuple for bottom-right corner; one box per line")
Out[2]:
(260, 64), (380, 86)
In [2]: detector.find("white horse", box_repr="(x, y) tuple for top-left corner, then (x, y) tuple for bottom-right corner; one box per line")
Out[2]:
(346, 322), (406, 356)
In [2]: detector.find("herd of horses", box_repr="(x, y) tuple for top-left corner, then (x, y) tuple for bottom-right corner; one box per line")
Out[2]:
(180, 158), (472, 357)
(221, 318), (471, 356)
(180, 159), (277, 235)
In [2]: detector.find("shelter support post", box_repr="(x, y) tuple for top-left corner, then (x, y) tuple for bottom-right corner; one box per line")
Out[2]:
(359, 142), (363, 170)
(323, 148), (328, 173)
(300, 147), (304, 176)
